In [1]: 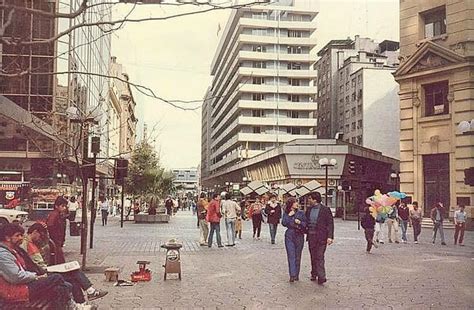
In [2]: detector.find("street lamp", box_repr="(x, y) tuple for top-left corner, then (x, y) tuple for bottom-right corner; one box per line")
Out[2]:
(319, 157), (337, 206)
(457, 119), (474, 135)
(390, 172), (399, 191)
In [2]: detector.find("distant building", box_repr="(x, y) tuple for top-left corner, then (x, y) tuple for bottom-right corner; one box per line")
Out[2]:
(109, 56), (138, 156)
(172, 168), (198, 197)
(315, 36), (400, 158)
(201, 0), (318, 182)
(393, 1), (473, 217)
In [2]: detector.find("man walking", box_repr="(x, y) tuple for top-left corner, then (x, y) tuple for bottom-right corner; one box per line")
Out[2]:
(197, 193), (209, 246)
(386, 205), (400, 243)
(454, 205), (466, 246)
(431, 202), (447, 245)
(221, 193), (240, 246)
(206, 193), (223, 248)
(410, 201), (422, 244)
(165, 196), (173, 216)
(305, 192), (334, 285)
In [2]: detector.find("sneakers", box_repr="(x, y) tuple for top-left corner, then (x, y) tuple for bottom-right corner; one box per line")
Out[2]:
(372, 240), (379, 248)
(87, 289), (108, 301)
(76, 304), (97, 310)
(414, 241), (418, 244)
(395, 241), (400, 244)
(317, 278), (327, 285)
(460, 243), (465, 246)
(379, 241), (385, 244)
(441, 242), (447, 245)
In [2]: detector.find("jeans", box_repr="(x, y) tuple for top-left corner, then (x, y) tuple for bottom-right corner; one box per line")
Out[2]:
(199, 219), (209, 244)
(27, 273), (72, 309)
(375, 222), (385, 242)
(225, 218), (236, 245)
(101, 210), (108, 226)
(433, 221), (445, 243)
(269, 223), (278, 243)
(412, 218), (421, 241)
(60, 270), (92, 303)
(307, 236), (327, 280)
(208, 222), (222, 247)
(454, 223), (465, 244)
(252, 214), (262, 238)
(387, 218), (399, 242)
(400, 220), (408, 242)
(364, 228), (375, 252)
(285, 230), (304, 278)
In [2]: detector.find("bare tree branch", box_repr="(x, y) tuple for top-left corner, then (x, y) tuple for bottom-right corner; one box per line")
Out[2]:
(0, 0), (90, 19)
(0, 1), (269, 46)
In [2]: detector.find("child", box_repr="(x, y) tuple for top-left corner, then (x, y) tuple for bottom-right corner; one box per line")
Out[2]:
(235, 208), (243, 239)
(361, 208), (378, 253)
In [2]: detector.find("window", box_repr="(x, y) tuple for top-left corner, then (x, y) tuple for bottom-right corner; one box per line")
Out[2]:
(287, 62), (302, 70)
(253, 45), (266, 52)
(253, 61), (266, 68)
(252, 28), (267, 36)
(351, 107), (356, 117)
(351, 137), (356, 144)
(351, 78), (356, 88)
(288, 30), (302, 38)
(290, 111), (299, 118)
(287, 127), (301, 135)
(288, 94), (300, 102)
(344, 124), (349, 133)
(252, 110), (262, 117)
(252, 93), (264, 101)
(345, 110), (350, 120)
(357, 75), (362, 84)
(252, 77), (264, 85)
(351, 122), (356, 131)
(357, 119), (362, 129)
(289, 79), (300, 86)
(287, 46), (302, 54)
(424, 81), (449, 116)
(253, 126), (261, 134)
(252, 12), (267, 19)
(351, 93), (356, 101)
(422, 6), (446, 38)
(356, 135), (362, 145)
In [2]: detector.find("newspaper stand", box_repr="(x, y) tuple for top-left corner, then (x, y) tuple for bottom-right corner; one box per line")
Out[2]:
(131, 261), (151, 282)
(161, 241), (182, 280)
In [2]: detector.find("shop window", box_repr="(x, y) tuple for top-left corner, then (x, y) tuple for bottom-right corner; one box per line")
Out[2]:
(423, 81), (449, 116)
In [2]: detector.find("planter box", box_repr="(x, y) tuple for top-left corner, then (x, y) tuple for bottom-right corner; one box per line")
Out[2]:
(134, 214), (170, 223)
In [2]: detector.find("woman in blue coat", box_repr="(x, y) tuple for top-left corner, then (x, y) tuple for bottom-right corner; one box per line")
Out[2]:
(282, 197), (307, 282)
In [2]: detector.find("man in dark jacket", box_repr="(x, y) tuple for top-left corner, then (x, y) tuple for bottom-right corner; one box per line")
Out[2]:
(305, 192), (334, 285)
(430, 202), (446, 245)
(47, 196), (69, 263)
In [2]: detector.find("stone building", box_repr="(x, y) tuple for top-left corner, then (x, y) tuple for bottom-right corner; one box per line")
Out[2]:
(393, 0), (474, 217)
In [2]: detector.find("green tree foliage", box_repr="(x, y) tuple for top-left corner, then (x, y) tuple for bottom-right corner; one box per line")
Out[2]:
(125, 141), (174, 202)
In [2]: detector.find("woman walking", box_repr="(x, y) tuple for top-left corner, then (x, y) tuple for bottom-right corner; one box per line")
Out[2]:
(282, 198), (307, 282)
(249, 197), (264, 240)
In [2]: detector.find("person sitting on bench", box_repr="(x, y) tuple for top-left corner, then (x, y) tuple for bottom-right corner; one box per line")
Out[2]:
(21, 223), (108, 303)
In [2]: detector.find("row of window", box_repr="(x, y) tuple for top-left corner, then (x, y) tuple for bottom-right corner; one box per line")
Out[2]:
(250, 61), (305, 70)
(252, 126), (303, 135)
(251, 93), (304, 102)
(249, 110), (303, 119)
(252, 77), (308, 86)
(252, 45), (305, 54)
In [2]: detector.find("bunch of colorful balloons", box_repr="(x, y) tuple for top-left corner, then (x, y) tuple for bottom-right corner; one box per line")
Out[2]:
(365, 189), (407, 219)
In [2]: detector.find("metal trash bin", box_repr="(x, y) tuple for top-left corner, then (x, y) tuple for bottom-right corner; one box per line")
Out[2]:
(70, 222), (81, 236)
(161, 240), (182, 280)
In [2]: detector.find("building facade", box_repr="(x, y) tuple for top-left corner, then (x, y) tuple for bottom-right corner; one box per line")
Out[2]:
(201, 0), (318, 182)
(394, 0), (474, 217)
(109, 56), (138, 157)
(172, 168), (198, 197)
(315, 36), (400, 158)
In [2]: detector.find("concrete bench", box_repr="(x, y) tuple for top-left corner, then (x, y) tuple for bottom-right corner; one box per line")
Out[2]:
(134, 213), (170, 223)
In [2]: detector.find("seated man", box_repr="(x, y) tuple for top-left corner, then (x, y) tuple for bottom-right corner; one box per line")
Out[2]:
(21, 223), (108, 304)
(0, 223), (93, 309)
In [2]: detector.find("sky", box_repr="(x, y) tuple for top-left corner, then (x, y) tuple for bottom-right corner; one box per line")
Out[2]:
(111, 0), (399, 170)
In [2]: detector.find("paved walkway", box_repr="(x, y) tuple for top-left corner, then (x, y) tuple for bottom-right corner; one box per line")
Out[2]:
(65, 211), (474, 309)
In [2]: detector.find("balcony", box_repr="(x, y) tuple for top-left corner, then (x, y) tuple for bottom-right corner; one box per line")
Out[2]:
(238, 67), (317, 78)
(239, 83), (315, 95)
(239, 34), (314, 46)
(239, 50), (317, 62)
(239, 17), (317, 31)
(238, 100), (316, 111)
(238, 116), (316, 127)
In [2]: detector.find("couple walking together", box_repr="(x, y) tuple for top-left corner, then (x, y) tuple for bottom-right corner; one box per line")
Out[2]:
(282, 192), (334, 284)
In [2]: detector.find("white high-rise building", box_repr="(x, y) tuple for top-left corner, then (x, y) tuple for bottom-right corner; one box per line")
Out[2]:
(202, 0), (318, 177)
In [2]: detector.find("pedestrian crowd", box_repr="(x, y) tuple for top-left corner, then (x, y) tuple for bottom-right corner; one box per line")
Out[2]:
(196, 191), (334, 284)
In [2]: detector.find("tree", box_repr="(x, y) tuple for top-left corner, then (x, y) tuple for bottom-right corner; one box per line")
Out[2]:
(125, 140), (174, 205)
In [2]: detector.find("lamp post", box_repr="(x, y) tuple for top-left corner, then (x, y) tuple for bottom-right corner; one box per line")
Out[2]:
(319, 157), (337, 206)
(225, 181), (230, 193)
(390, 172), (399, 191)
